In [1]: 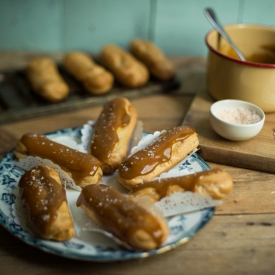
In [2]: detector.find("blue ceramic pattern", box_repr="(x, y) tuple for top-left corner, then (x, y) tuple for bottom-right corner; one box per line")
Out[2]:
(0, 127), (215, 262)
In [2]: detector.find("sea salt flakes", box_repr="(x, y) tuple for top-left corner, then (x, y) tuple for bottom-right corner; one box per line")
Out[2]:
(216, 107), (261, 125)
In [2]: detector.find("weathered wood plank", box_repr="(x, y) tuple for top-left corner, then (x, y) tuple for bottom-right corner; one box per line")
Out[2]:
(208, 163), (275, 215)
(1, 214), (275, 275)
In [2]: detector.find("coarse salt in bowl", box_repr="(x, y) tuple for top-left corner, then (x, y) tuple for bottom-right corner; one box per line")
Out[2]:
(210, 99), (265, 141)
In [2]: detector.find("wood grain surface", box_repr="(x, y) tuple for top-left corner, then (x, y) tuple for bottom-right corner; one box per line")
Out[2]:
(183, 88), (275, 173)
(0, 54), (275, 275)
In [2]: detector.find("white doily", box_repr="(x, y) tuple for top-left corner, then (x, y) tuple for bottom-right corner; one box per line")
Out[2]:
(81, 120), (95, 154)
(155, 191), (222, 217)
(129, 130), (163, 156)
(12, 188), (33, 235)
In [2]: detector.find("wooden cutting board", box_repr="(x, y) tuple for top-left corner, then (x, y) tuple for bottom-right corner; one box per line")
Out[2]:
(182, 89), (275, 173)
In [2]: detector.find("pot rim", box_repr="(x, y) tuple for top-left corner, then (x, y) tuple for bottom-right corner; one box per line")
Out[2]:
(205, 24), (275, 68)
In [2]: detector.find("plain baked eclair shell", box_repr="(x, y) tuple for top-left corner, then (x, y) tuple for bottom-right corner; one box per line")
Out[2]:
(26, 58), (69, 103)
(99, 44), (149, 88)
(63, 51), (114, 95)
(130, 39), (176, 81)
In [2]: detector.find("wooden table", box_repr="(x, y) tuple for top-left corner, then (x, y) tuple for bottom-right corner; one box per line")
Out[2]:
(0, 53), (275, 275)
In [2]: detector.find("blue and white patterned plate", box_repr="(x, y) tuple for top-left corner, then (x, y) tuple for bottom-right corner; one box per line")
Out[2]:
(0, 127), (214, 262)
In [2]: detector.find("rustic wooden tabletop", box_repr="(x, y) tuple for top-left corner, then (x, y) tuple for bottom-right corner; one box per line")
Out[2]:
(0, 53), (274, 275)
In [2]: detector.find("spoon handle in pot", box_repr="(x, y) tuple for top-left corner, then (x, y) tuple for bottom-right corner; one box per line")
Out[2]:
(204, 8), (246, 61)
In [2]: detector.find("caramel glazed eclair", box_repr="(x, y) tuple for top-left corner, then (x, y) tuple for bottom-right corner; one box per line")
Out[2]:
(76, 184), (169, 250)
(129, 168), (234, 203)
(19, 165), (75, 241)
(26, 57), (69, 103)
(99, 44), (149, 88)
(63, 52), (114, 95)
(117, 126), (199, 189)
(14, 133), (102, 188)
(90, 97), (138, 175)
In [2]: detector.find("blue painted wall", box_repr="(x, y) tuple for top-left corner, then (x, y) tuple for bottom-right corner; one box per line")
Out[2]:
(1, 0), (275, 56)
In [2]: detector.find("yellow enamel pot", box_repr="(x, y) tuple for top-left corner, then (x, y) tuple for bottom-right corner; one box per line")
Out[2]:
(205, 24), (275, 113)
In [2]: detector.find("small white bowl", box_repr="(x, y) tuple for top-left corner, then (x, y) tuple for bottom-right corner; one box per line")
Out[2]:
(210, 99), (265, 141)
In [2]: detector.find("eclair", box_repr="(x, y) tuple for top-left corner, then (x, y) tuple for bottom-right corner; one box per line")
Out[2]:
(26, 57), (69, 102)
(63, 52), (114, 95)
(76, 184), (169, 250)
(99, 44), (149, 88)
(90, 97), (138, 175)
(14, 133), (102, 188)
(129, 168), (234, 203)
(130, 39), (176, 81)
(19, 165), (75, 241)
(117, 126), (199, 189)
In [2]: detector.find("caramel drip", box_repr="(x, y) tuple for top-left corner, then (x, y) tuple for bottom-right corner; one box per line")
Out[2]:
(77, 184), (164, 247)
(118, 126), (195, 180)
(131, 168), (223, 199)
(21, 133), (101, 185)
(18, 166), (66, 236)
(90, 97), (131, 161)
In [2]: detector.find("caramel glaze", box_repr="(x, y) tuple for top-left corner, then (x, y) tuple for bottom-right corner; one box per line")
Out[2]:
(118, 126), (195, 180)
(130, 168), (225, 200)
(21, 133), (101, 186)
(90, 97), (131, 161)
(19, 166), (66, 237)
(221, 44), (275, 64)
(76, 184), (165, 248)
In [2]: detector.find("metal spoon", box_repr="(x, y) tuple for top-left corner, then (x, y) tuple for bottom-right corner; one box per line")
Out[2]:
(204, 8), (246, 61)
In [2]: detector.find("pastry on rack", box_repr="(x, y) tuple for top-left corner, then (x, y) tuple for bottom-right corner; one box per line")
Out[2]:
(26, 57), (69, 102)
(63, 51), (114, 95)
(14, 133), (102, 188)
(76, 184), (169, 250)
(18, 165), (75, 241)
(130, 39), (175, 81)
(90, 97), (138, 175)
(117, 126), (199, 189)
(129, 168), (234, 202)
(99, 44), (149, 88)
